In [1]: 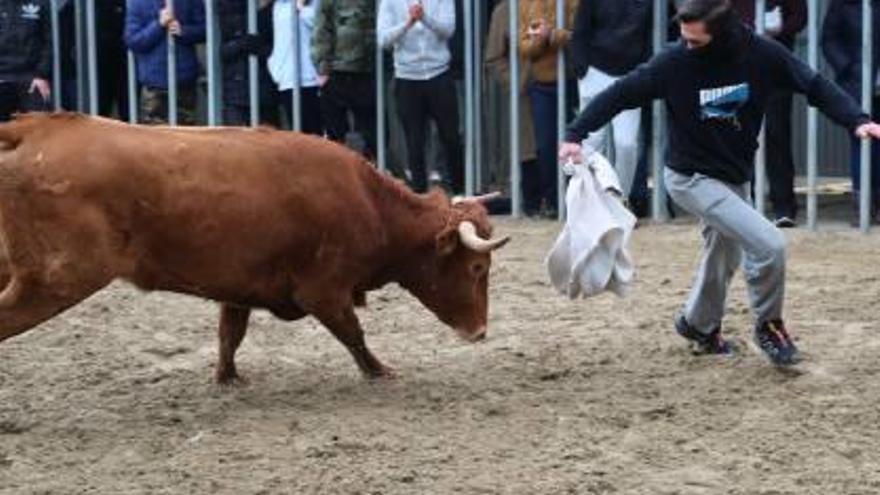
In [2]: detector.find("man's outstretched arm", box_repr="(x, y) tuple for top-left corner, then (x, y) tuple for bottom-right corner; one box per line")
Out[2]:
(560, 56), (666, 162)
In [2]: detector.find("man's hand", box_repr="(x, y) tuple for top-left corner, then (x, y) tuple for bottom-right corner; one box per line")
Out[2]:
(29, 78), (51, 101)
(159, 6), (174, 27)
(167, 20), (182, 36)
(855, 122), (880, 140)
(407, 2), (423, 28)
(318, 73), (329, 87)
(527, 19), (551, 41)
(558, 141), (583, 164)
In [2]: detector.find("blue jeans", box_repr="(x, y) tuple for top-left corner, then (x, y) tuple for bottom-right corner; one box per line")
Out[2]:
(526, 82), (559, 213)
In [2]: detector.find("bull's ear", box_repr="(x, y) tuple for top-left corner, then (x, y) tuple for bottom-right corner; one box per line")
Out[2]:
(435, 227), (459, 257)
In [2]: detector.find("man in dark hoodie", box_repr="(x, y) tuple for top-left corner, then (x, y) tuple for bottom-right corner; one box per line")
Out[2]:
(0, 0), (52, 122)
(570, 0), (654, 199)
(560, 0), (880, 366)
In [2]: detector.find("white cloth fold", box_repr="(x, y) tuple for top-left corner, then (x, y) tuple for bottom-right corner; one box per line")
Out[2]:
(547, 150), (637, 299)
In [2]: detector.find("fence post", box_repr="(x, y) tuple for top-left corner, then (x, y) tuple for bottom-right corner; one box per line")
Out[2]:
(474, 1), (484, 192)
(205, 0), (220, 126)
(85, 0), (98, 115)
(127, 50), (138, 123)
(74, 0), (85, 111)
(509, 0), (522, 217)
(754, 0), (767, 216)
(247, 0), (260, 126)
(167, 0), (178, 125)
(50, 0), (61, 111)
(376, 2), (387, 172)
(555, 0), (566, 220)
(291, 0), (302, 131)
(859, 0), (873, 233)
(651, 0), (669, 222)
(806, 0), (819, 230)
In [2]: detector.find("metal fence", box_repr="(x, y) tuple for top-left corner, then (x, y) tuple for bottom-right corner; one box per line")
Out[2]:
(48, 0), (875, 231)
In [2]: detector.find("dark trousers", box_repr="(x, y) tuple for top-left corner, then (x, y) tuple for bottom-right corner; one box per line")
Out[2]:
(320, 71), (377, 158)
(280, 87), (323, 135)
(0, 81), (50, 122)
(765, 89), (798, 219)
(394, 72), (464, 194)
(140, 85), (198, 125)
(525, 82), (560, 214)
(222, 98), (281, 128)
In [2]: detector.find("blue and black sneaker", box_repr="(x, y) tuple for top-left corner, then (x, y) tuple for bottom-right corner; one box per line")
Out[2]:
(753, 320), (801, 366)
(675, 314), (733, 356)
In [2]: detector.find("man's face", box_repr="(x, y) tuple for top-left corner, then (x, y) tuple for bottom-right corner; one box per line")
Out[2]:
(680, 21), (713, 50)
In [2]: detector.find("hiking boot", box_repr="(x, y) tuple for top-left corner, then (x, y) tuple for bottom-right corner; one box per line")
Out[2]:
(753, 320), (801, 366)
(774, 216), (796, 228)
(675, 314), (733, 356)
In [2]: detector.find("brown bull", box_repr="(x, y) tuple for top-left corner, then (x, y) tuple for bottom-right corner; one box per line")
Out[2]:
(0, 113), (508, 383)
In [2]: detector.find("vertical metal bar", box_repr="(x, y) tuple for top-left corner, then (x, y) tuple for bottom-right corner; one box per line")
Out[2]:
(247, 0), (260, 126)
(85, 0), (98, 115)
(74, 0), (85, 111)
(509, 0), (522, 216)
(651, 0), (669, 221)
(167, 0), (178, 125)
(205, 0), (220, 125)
(464, 0), (475, 195)
(859, 0), (873, 233)
(127, 50), (138, 123)
(754, 0), (767, 215)
(474, 1), (484, 191)
(376, 2), (387, 171)
(50, 0), (61, 111)
(291, 0), (302, 131)
(806, 0), (819, 230)
(556, 0), (566, 220)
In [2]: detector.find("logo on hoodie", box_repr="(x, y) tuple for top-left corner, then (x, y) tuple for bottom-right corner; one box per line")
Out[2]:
(20, 3), (41, 20)
(699, 83), (750, 129)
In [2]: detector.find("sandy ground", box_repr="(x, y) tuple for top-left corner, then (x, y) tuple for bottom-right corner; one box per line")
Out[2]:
(1, 218), (879, 495)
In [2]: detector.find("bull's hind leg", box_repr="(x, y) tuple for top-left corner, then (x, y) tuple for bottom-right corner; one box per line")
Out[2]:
(215, 304), (251, 385)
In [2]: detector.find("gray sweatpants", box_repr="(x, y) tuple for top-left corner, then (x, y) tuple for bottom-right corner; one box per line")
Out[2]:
(665, 168), (787, 334)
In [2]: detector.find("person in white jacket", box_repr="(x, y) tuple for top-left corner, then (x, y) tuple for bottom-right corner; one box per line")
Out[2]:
(268, 0), (323, 135)
(377, 0), (463, 194)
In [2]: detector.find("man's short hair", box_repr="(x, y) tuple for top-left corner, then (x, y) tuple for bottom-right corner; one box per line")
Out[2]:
(675, 0), (738, 36)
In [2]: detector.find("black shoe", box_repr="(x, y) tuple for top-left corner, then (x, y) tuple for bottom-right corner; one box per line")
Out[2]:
(675, 315), (733, 356)
(774, 216), (796, 228)
(753, 320), (801, 366)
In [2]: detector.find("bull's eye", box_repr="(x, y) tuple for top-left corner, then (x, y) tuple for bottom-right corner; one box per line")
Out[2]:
(471, 262), (487, 277)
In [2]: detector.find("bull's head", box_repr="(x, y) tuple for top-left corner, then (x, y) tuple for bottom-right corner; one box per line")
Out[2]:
(402, 194), (509, 342)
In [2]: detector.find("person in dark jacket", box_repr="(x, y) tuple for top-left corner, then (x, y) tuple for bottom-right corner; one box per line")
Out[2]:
(124, 0), (206, 124)
(218, 0), (279, 126)
(59, 0), (129, 118)
(732, 0), (806, 227)
(822, 0), (880, 224)
(560, 0), (880, 366)
(571, 0), (653, 199)
(0, 0), (52, 122)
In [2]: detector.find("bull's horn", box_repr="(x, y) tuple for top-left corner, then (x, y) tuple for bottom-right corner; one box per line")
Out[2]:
(452, 192), (502, 205)
(457, 221), (510, 253)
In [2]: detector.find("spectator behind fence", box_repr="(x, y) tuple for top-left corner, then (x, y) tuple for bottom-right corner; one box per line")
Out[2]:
(518, 0), (578, 217)
(571, 0), (652, 201)
(124, 0), (205, 125)
(0, 0), (52, 122)
(732, 0), (806, 228)
(485, 0), (538, 184)
(59, 1), (129, 118)
(219, 0), (279, 127)
(822, 0), (880, 225)
(269, 0), (323, 135)
(312, 0), (377, 158)
(378, 0), (463, 194)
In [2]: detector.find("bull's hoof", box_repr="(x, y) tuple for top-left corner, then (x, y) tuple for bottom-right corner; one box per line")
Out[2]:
(365, 365), (398, 381)
(215, 369), (249, 387)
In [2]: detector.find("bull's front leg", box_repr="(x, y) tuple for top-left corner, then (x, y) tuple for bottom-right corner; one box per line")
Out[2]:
(215, 304), (251, 385)
(313, 303), (395, 380)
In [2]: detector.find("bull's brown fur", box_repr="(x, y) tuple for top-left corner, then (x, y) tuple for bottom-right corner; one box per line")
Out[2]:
(0, 113), (506, 383)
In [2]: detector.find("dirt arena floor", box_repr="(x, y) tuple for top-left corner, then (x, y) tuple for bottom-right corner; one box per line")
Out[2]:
(1, 217), (879, 494)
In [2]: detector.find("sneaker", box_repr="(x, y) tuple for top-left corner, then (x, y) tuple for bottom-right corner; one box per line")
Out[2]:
(753, 320), (801, 366)
(675, 315), (733, 356)
(774, 216), (796, 228)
